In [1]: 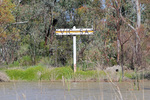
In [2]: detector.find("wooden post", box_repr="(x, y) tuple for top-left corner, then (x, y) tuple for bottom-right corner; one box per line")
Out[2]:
(73, 35), (76, 72)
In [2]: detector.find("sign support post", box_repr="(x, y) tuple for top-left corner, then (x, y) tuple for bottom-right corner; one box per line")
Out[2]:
(73, 35), (76, 72)
(56, 26), (93, 73)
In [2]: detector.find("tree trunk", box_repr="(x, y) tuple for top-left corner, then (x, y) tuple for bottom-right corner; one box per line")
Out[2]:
(134, 0), (141, 90)
(117, 37), (120, 64)
(121, 44), (124, 79)
(135, 0), (141, 67)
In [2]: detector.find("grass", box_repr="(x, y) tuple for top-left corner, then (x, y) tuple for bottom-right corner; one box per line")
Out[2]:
(6, 66), (74, 81)
(5, 65), (138, 81)
(41, 67), (73, 81)
(6, 65), (44, 81)
(73, 70), (106, 81)
(124, 72), (136, 79)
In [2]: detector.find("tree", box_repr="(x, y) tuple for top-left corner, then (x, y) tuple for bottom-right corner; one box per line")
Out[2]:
(0, 0), (15, 33)
(119, 0), (142, 68)
(105, 0), (133, 79)
(0, 0), (17, 64)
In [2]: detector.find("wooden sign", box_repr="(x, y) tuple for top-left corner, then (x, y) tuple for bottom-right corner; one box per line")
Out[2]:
(56, 27), (94, 35)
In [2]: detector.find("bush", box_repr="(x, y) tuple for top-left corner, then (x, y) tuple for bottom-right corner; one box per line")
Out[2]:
(8, 61), (20, 67)
(19, 56), (32, 66)
(38, 57), (55, 65)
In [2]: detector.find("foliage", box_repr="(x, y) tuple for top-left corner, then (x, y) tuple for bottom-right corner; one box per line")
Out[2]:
(8, 61), (20, 67)
(0, 0), (150, 71)
(19, 56), (32, 66)
(0, 0), (15, 24)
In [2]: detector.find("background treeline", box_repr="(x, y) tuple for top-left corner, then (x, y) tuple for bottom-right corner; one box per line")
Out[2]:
(0, 0), (150, 71)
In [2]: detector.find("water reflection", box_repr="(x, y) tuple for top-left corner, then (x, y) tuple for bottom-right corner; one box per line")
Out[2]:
(0, 81), (150, 100)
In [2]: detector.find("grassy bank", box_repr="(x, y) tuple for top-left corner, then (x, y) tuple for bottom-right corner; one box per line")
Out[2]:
(5, 65), (136, 81)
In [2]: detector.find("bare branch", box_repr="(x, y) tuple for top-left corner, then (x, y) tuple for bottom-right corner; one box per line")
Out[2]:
(120, 13), (136, 32)
(122, 34), (133, 45)
(0, 25), (9, 34)
(119, 3), (140, 42)
(12, 21), (28, 25)
(0, 21), (28, 34)
(106, 3), (116, 10)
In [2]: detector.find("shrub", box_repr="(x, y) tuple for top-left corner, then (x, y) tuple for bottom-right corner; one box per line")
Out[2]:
(19, 56), (32, 66)
(38, 57), (55, 65)
(8, 61), (20, 67)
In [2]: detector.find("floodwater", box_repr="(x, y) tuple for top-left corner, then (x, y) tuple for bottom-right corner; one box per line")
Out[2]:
(0, 81), (150, 100)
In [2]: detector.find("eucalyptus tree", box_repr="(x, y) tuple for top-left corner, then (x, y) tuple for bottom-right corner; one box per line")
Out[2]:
(0, 0), (19, 64)
(2, 0), (60, 65)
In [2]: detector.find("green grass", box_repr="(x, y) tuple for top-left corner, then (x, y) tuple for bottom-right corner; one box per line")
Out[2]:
(6, 66), (73, 81)
(73, 70), (106, 81)
(6, 65), (44, 81)
(40, 67), (73, 80)
(6, 69), (24, 80)
(124, 72), (135, 79)
(6, 66), (137, 81)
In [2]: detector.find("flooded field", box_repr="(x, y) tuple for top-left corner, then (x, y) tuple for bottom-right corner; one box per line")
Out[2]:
(0, 81), (150, 100)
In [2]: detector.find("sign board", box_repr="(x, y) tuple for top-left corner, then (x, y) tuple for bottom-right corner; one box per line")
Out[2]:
(55, 26), (94, 73)
(56, 27), (94, 35)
